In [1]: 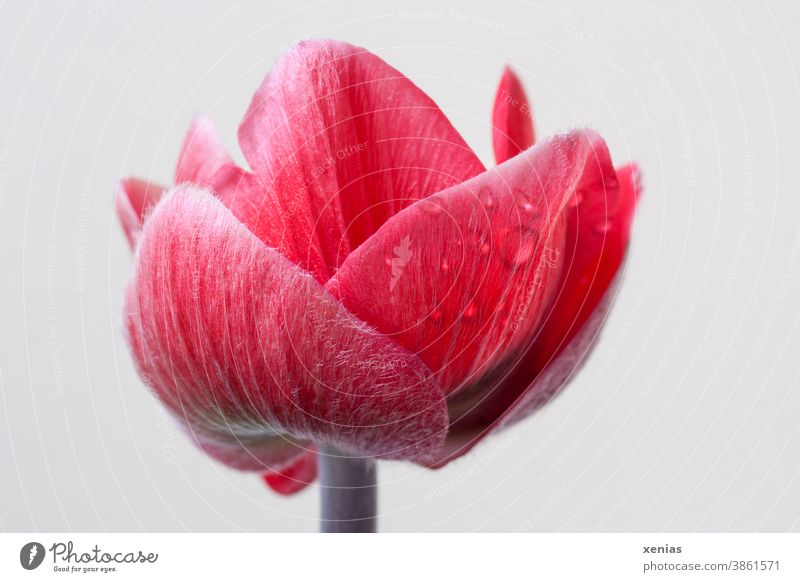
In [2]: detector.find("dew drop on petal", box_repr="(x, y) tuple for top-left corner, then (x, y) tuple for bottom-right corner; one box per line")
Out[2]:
(593, 219), (613, 234)
(495, 226), (539, 265)
(478, 186), (495, 209)
(423, 200), (443, 215)
(480, 243), (490, 256)
(464, 303), (477, 318)
(512, 238), (536, 264)
(569, 189), (585, 208)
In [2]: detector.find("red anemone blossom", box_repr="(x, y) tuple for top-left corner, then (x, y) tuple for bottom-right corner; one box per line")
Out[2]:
(116, 40), (641, 496)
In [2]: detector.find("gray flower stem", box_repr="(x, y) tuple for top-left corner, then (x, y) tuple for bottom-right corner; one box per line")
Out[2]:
(318, 443), (377, 533)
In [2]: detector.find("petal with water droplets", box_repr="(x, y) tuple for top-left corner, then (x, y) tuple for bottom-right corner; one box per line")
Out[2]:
(433, 143), (637, 466)
(328, 130), (609, 401)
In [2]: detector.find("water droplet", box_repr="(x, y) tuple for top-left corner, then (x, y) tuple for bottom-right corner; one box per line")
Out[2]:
(593, 219), (613, 234)
(478, 186), (495, 209)
(384, 257), (392, 266)
(523, 202), (534, 213)
(480, 243), (490, 256)
(423, 200), (443, 214)
(441, 260), (450, 273)
(495, 226), (539, 265)
(511, 239), (536, 263)
(464, 303), (477, 318)
(569, 189), (585, 208)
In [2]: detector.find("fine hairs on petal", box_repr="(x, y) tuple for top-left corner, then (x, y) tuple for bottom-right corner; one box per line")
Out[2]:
(125, 186), (448, 468)
(115, 40), (642, 480)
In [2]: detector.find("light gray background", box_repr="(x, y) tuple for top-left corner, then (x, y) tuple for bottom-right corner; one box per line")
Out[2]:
(1, 0), (798, 532)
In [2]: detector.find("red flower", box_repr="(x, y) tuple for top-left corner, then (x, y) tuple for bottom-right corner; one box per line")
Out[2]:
(117, 40), (641, 495)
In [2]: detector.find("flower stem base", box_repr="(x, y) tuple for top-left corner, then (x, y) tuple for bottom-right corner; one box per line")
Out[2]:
(319, 443), (377, 533)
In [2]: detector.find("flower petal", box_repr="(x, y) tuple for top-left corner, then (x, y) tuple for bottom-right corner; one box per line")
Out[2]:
(328, 130), (610, 403)
(492, 66), (535, 164)
(174, 115), (233, 185)
(263, 450), (318, 495)
(237, 39), (485, 282)
(114, 177), (166, 249)
(124, 186), (447, 467)
(435, 153), (639, 466)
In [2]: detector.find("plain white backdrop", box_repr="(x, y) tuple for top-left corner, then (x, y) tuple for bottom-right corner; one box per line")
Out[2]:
(0, 0), (798, 532)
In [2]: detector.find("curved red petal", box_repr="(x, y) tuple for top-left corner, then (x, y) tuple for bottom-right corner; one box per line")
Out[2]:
(434, 155), (640, 466)
(263, 450), (318, 495)
(328, 130), (609, 403)
(114, 177), (166, 249)
(237, 39), (485, 283)
(124, 186), (447, 467)
(492, 66), (535, 164)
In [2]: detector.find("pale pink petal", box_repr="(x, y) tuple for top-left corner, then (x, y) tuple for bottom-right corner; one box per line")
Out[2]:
(124, 186), (447, 467)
